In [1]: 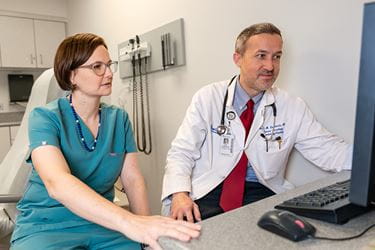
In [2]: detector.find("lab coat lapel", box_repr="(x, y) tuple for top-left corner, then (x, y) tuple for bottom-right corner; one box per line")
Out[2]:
(226, 76), (246, 144)
(246, 88), (275, 147)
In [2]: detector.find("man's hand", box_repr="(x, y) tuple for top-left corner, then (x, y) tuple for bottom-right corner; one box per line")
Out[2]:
(170, 192), (201, 222)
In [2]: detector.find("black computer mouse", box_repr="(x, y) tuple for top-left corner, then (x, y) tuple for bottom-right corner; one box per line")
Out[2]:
(257, 209), (316, 242)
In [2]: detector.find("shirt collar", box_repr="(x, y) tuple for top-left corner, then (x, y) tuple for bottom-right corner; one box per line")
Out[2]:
(233, 78), (264, 111)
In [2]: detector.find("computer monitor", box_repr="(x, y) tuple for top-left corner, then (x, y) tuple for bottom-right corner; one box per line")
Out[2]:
(8, 74), (34, 102)
(273, 3), (375, 224)
(349, 2), (375, 208)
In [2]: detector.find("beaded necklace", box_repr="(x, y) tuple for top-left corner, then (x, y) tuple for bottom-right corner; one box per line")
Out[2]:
(69, 94), (101, 152)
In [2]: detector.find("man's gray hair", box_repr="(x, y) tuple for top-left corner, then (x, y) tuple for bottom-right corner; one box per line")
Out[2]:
(235, 23), (282, 55)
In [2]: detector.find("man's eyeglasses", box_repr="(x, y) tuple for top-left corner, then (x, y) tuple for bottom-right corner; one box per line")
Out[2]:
(78, 61), (118, 76)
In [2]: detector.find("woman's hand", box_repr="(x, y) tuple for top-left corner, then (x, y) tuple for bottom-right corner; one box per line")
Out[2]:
(121, 214), (201, 250)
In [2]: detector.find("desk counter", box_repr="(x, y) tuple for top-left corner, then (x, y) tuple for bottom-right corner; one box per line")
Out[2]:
(160, 171), (375, 250)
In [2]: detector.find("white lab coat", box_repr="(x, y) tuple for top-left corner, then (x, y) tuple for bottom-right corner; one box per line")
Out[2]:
(161, 76), (352, 215)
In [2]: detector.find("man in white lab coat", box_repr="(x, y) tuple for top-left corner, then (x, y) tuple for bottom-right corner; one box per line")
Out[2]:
(161, 23), (352, 222)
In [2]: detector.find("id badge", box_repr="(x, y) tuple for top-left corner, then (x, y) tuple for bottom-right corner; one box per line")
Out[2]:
(220, 133), (234, 156)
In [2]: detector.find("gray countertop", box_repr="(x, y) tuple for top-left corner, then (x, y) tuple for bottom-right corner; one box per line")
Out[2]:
(0, 104), (25, 126)
(159, 171), (375, 250)
(0, 112), (24, 126)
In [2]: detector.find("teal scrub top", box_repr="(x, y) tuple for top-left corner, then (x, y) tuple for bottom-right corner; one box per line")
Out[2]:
(12, 97), (137, 242)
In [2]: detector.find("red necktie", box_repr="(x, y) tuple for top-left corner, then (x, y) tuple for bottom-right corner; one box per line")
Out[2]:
(220, 99), (254, 212)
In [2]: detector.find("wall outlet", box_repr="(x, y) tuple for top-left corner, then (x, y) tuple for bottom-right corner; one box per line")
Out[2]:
(0, 103), (4, 111)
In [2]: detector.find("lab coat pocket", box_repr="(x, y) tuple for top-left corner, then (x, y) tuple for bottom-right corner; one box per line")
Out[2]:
(254, 137), (291, 180)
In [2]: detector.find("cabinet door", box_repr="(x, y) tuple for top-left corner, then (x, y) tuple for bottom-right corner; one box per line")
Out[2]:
(0, 127), (11, 163)
(34, 20), (66, 68)
(0, 16), (36, 67)
(10, 125), (19, 146)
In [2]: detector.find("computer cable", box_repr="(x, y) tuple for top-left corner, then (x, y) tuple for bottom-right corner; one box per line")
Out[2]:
(310, 223), (375, 241)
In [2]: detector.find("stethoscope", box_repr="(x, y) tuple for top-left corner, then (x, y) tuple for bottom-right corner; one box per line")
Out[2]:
(216, 75), (281, 151)
(260, 102), (282, 151)
(217, 75), (237, 136)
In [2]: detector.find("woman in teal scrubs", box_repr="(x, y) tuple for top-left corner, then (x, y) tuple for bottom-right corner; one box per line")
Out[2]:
(11, 33), (200, 250)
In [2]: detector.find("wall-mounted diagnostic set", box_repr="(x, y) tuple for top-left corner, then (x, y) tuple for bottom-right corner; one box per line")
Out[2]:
(118, 18), (185, 155)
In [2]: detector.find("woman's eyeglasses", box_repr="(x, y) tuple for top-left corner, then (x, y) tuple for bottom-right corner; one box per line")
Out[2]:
(78, 61), (118, 76)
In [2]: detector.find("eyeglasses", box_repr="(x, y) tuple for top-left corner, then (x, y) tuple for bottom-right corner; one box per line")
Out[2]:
(78, 61), (118, 76)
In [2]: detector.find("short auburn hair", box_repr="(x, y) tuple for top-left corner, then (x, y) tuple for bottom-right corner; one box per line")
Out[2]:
(54, 33), (107, 91)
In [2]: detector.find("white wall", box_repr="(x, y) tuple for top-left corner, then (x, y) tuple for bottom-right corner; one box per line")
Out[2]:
(66, 0), (370, 214)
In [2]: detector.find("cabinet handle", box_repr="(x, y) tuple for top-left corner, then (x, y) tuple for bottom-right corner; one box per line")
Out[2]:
(0, 46), (2, 66)
(39, 54), (43, 65)
(8, 127), (12, 146)
(30, 54), (34, 64)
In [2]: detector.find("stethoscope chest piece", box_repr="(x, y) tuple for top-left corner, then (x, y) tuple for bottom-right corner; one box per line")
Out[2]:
(226, 111), (236, 120)
(217, 125), (227, 136)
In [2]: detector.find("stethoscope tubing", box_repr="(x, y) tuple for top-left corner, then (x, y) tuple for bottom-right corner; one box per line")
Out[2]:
(220, 76), (235, 128)
(217, 75), (278, 141)
(260, 103), (277, 141)
(217, 75), (237, 135)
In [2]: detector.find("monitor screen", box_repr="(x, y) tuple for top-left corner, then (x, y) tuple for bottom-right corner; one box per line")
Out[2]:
(8, 74), (34, 102)
(349, 2), (375, 207)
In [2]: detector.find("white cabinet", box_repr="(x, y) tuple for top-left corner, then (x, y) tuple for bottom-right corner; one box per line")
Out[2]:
(0, 16), (66, 68)
(34, 20), (66, 68)
(10, 125), (19, 146)
(0, 16), (36, 68)
(0, 126), (11, 163)
(0, 125), (20, 163)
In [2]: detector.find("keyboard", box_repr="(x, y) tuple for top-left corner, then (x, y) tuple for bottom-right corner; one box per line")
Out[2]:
(275, 180), (370, 224)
